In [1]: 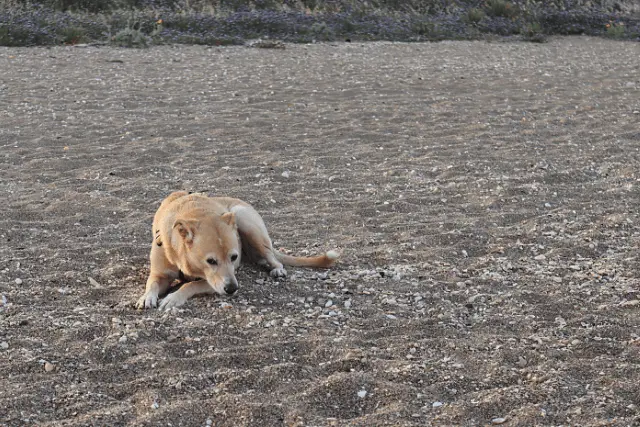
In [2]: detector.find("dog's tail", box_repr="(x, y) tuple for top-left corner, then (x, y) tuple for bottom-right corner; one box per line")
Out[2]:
(275, 250), (340, 268)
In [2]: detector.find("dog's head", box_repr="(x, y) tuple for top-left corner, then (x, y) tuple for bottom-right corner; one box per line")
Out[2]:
(172, 211), (241, 295)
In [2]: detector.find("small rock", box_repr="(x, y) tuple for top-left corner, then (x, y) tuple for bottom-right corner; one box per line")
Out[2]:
(185, 349), (195, 356)
(344, 300), (352, 308)
(281, 171), (290, 178)
(151, 401), (159, 409)
(432, 401), (443, 408)
(491, 417), (507, 425)
(112, 317), (122, 324)
(44, 362), (55, 372)
(357, 389), (367, 398)
(516, 356), (527, 367)
(14, 278), (23, 285)
(118, 335), (128, 344)
(0, 341), (8, 350)
(325, 300), (333, 308)
(620, 299), (640, 307)
(205, 419), (213, 426)
(88, 277), (103, 289)
(534, 254), (546, 261)
(385, 314), (397, 320)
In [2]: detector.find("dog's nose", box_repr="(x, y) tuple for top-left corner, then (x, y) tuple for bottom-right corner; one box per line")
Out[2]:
(224, 283), (238, 295)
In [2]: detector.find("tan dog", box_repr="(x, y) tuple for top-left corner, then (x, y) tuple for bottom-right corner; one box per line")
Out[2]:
(136, 192), (339, 310)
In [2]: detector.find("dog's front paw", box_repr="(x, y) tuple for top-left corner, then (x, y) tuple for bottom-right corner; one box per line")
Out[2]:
(136, 291), (159, 309)
(159, 292), (187, 311)
(270, 267), (287, 278)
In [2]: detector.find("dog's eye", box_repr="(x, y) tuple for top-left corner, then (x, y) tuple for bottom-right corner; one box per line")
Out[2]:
(230, 253), (238, 262)
(207, 258), (218, 266)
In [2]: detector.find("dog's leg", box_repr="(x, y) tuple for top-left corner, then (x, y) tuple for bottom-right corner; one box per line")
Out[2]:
(159, 280), (214, 310)
(233, 205), (287, 278)
(136, 243), (177, 309)
(137, 274), (173, 309)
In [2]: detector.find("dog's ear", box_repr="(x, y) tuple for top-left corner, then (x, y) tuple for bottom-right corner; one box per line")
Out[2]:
(220, 212), (236, 227)
(173, 220), (196, 243)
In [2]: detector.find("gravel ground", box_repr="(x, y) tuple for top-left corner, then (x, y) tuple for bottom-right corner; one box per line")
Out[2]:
(0, 37), (639, 426)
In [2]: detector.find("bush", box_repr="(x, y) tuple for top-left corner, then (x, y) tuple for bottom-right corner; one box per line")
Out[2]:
(0, 0), (638, 47)
(465, 8), (485, 25)
(485, 0), (518, 19)
(605, 21), (626, 38)
(59, 25), (87, 43)
(111, 21), (147, 46)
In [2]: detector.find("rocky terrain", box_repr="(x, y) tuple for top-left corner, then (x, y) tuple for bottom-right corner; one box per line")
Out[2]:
(1, 37), (639, 426)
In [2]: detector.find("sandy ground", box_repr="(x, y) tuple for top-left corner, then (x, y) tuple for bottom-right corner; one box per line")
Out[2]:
(0, 37), (639, 426)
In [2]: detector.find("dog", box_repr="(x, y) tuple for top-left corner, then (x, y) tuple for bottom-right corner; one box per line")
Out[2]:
(136, 191), (339, 310)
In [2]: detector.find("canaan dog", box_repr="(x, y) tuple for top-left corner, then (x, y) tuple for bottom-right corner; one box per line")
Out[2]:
(136, 191), (340, 310)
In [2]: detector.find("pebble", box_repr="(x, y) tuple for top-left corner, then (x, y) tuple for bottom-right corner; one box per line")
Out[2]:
(118, 335), (128, 343)
(281, 171), (290, 178)
(205, 419), (212, 426)
(491, 417), (507, 425)
(44, 362), (55, 372)
(620, 299), (640, 307)
(0, 341), (8, 350)
(325, 300), (333, 308)
(534, 254), (546, 261)
(385, 314), (397, 320)
(344, 300), (352, 308)
(357, 389), (367, 398)
(185, 349), (195, 356)
(14, 278), (23, 285)
(151, 402), (159, 409)
(432, 401), (443, 408)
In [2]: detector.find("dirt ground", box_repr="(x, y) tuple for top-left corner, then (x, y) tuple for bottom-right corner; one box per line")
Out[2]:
(1, 37), (639, 426)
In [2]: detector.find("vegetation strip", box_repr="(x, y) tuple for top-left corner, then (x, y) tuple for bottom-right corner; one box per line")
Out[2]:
(0, 0), (638, 47)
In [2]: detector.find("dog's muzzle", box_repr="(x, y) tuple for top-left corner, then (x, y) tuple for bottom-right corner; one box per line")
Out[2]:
(224, 282), (238, 295)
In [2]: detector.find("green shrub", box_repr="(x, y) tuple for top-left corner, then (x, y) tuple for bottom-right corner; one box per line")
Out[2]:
(59, 25), (88, 44)
(485, 0), (517, 18)
(111, 22), (147, 47)
(465, 8), (485, 25)
(605, 21), (625, 38)
(520, 21), (546, 42)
